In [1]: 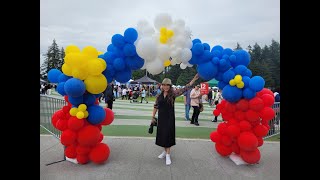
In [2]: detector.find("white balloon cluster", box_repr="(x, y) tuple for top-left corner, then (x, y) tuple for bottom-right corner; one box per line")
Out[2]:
(135, 13), (193, 75)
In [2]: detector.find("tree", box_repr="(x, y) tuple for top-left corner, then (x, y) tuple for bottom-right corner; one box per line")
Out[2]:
(234, 42), (242, 50)
(268, 39), (280, 88)
(40, 39), (62, 80)
(59, 47), (65, 71)
(176, 67), (197, 85)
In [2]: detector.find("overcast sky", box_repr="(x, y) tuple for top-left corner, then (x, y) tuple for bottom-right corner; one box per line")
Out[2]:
(40, 0), (279, 64)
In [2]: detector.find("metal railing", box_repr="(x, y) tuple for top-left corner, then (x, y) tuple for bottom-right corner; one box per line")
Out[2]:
(40, 95), (67, 140)
(264, 102), (280, 139)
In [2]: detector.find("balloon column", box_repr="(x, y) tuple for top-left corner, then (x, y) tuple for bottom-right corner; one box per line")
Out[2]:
(47, 45), (115, 164)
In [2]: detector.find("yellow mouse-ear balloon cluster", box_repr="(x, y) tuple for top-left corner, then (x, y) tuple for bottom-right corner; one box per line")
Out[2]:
(159, 27), (174, 44)
(229, 75), (245, 88)
(75, 104), (89, 119)
(62, 45), (108, 94)
(163, 59), (171, 67)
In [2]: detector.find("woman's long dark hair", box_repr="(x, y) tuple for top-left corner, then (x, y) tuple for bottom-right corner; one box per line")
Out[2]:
(161, 85), (175, 106)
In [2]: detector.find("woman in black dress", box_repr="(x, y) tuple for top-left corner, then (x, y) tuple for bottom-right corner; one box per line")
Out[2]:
(151, 73), (199, 165)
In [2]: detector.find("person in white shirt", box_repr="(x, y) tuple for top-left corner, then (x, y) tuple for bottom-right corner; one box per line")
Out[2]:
(122, 88), (127, 100)
(190, 85), (202, 126)
(140, 87), (148, 103)
(212, 89), (223, 122)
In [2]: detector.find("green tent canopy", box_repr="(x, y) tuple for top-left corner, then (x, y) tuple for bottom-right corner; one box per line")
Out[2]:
(207, 79), (219, 87)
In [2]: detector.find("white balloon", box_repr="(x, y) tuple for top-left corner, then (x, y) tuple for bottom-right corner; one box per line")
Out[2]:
(180, 48), (192, 63)
(171, 58), (178, 65)
(157, 44), (171, 61)
(174, 19), (185, 28)
(140, 60), (147, 70)
(173, 35), (186, 48)
(170, 49), (178, 58)
(186, 62), (193, 67)
(185, 39), (193, 49)
(180, 63), (187, 69)
(154, 13), (173, 30)
(136, 37), (157, 60)
(146, 58), (165, 75)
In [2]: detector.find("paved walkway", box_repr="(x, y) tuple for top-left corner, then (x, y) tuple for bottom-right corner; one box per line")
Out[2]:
(40, 135), (280, 180)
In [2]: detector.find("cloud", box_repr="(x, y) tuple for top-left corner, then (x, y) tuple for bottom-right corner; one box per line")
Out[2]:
(40, 0), (279, 54)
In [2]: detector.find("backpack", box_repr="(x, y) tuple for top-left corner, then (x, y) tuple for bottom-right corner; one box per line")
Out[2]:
(275, 93), (280, 102)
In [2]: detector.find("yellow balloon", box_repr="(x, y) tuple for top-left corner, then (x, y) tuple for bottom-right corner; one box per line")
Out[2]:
(82, 46), (98, 59)
(64, 53), (77, 66)
(160, 36), (168, 44)
(160, 27), (167, 35)
(229, 79), (236, 86)
(72, 67), (88, 80)
(234, 75), (242, 84)
(76, 111), (85, 119)
(65, 45), (80, 54)
(84, 111), (89, 118)
(87, 59), (104, 76)
(78, 104), (87, 111)
(166, 30), (174, 38)
(69, 107), (78, 116)
(62, 64), (73, 76)
(163, 60), (171, 67)
(236, 81), (245, 88)
(98, 58), (107, 71)
(98, 51), (104, 55)
(84, 74), (107, 94)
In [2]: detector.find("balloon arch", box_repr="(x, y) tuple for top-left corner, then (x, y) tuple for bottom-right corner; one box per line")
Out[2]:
(47, 13), (275, 165)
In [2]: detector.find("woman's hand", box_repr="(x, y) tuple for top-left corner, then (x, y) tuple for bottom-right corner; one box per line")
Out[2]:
(187, 73), (200, 86)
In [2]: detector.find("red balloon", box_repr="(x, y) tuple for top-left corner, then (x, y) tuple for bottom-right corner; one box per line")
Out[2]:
(216, 104), (223, 110)
(253, 125), (269, 137)
(77, 125), (101, 146)
(232, 142), (240, 154)
(221, 135), (232, 146)
(76, 145), (92, 155)
(98, 133), (104, 143)
(56, 110), (66, 120)
(226, 125), (241, 137)
(259, 107), (275, 121)
(234, 111), (246, 121)
(220, 99), (227, 107)
(240, 148), (261, 164)
(51, 113), (59, 128)
(261, 94), (275, 107)
(89, 143), (110, 164)
(217, 123), (228, 135)
(68, 116), (84, 131)
(210, 131), (221, 143)
(96, 124), (102, 131)
(250, 121), (260, 127)
(249, 97), (264, 112)
(221, 112), (233, 121)
(257, 137), (264, 147)
(213, 109), (220, 116)
(77, 154), (90, 164)
(239, 121), (252, 132)
(95, 98), (100, 105)
(237, 132), (258, 151)
(56, 119), (68, 131)
(265, 124), (270, 130)
(225, 102), (237, 113)
(245, 110), (260, 122)
(261, 119), (269, 125)
(215, 143), (232, 156)
(64, 95), (69, 102)
(62, 105), (71, 114)
(257, 88), (274, 97)
(228, 118), (239, 125)
(236, 99), (249, 111)
(61, 130), (77, 146)
(65, 144), (77, 158)
(100, 108), (115, 126)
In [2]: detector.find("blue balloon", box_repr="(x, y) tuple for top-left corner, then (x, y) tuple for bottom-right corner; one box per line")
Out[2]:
(123, 43), (137, 57)
(94, 93), (102, 98)
(243, 88), (256, 99)
(218, 61), (231, 72)
(125, 56), (144, 70)
(222, 55), (229, 60)
(211, 45), (224, 53)
(219, 59), (227, 67)
(107, 44), (116, 52)
(222, 48), (233, 56)
(222, 85), (242, 103)
(113, 58), (126, 71)
(106, 65), (116, 76)
(192, 43), (204, 56)
(244, 69), (252, 77)
(203, 43), (210, 51)
(192, 39), (202, 45)
(222, 69), (235, 83)
(231, 50), (251, 68)
(229, 54), (236, 63)
(242, 76), (251, 88)
(188, 53), (200, 65)
(104, 52), (116, 65)
(198, 50), (212, 64)
(197, 62), (218, 80)
(98, 54), (104, 59)
(57, 82), (66, 96)
(83, 94), (96, 106)
(115, 69), (132, 83)
(233, 65), (248, 76)
(212, 50), (222, 59)
(218, 81), (227, 90)
(64, 78), (86, 97)
(68, 95), (84, 106)
(212, 57), (220, 65)
(215, 72), (224, 81)
(87, 105), (106, 125)
(58, 74), (71, 83)
(113, 47), (125, 58)
(112, 34), (126, 48)
(106, 76), (113, 83)
(124, 28), (138, 44)
(48, 69), (62, 83)
(249, 76), (265, 92)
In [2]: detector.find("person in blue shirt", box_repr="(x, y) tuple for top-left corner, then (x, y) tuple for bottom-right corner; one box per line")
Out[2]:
(183, 88), (192, 121)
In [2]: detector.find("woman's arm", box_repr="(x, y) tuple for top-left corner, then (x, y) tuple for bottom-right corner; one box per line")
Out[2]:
(173, 73), (199, 97)
(151, 95), (159, 123)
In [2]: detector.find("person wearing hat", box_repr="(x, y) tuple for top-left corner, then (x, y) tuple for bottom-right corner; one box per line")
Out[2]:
(151, 73), (199, 165)
(190, 84), (202, 126)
